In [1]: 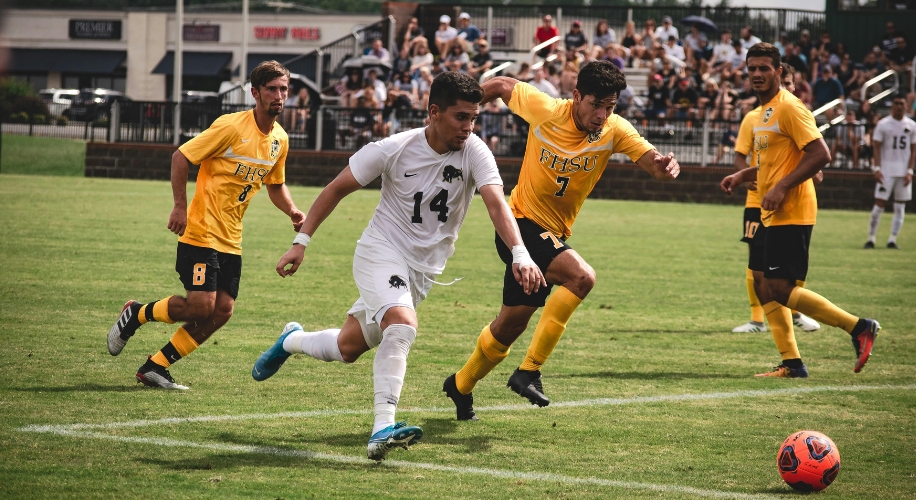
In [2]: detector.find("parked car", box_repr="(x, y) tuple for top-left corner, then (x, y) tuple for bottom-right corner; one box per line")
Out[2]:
(38, 88), (79, 118)
(64, 88), (131, 122)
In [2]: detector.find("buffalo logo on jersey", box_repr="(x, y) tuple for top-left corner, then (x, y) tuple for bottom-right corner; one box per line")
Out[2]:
(586, 130), (602, 144)
(538, 147), (600, 173)
(763, 107), (774, 124)
(270, 139), (280, 160)
(388, 275), (407, 289)
(442, 165), (463, 183)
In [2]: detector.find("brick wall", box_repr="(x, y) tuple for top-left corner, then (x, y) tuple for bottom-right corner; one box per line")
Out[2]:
(85, 142), (888, 211)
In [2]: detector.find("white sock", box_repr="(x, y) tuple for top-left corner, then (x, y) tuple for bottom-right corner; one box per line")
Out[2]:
(889, 202), (906, 242)
(283, 329), (344, 362)
(371, 324), (417, 435)
(868, 204), (883, 242)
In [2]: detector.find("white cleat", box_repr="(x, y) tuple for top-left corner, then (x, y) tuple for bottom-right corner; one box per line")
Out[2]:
(793, 313), (820, 332)
(732, 321), (767, 333)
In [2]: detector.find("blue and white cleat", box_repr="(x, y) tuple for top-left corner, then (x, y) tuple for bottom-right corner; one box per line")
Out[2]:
(252, 322), (300, 381)
(366, 421), (423, 461)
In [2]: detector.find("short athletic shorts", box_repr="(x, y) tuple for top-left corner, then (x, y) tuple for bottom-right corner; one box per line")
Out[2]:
(347, 226), (434, 349)
(874, 176), (913, 202)
(495, 218), (572, 307)
(749, 224), (812, 282)
(176, 242), (242, 299)
(741, 207), (762, 244)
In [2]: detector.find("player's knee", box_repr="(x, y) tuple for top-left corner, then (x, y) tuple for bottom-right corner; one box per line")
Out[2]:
(567, 265), (596, 296)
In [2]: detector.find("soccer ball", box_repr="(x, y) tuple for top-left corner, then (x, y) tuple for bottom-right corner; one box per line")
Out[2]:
(777, 430), (841, 492)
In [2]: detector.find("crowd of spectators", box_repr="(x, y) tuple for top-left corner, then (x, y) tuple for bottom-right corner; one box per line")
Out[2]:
(328, 14), (912, 165)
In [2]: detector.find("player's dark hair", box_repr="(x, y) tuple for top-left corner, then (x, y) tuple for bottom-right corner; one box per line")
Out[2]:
(576, 60), (627, 100)
(746, 43), (781, 71)
(893, 92), (907, 102)
(780, 62), (795, 78)
(428, 71), (484, 111)
(250, 60), (290, 89)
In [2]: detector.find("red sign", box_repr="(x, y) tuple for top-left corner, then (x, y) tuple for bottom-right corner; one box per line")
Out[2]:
(254, 26), (288, 40)
(291, 27), (320, 40)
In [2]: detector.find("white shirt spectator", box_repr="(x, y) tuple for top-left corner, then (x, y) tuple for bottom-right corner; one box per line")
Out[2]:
(655, 25), (679, 42)
(530, 77), (560, 98)
(436, 26), (458, 45)
(741, 35), (762, 50)
(712, 42), (736, 65)
(593, 30), (616, 49)
(729, 46), (748, 70)
(664, 41), (686, 61)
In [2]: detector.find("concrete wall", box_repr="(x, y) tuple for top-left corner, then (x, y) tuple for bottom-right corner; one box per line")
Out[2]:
(84, 142), (884, 212)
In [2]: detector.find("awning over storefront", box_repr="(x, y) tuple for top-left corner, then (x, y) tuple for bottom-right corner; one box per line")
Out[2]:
(152, 51), (233, 77)
(234, 52), (317, 81)
(7, 48), (127, 74)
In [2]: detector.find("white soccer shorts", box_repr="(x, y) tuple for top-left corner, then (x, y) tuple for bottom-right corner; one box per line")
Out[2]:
(874, 176), (912, 202)
(347, 226), (434, 348)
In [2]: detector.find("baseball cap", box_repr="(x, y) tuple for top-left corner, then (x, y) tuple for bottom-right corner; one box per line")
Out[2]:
(653, 74), (663, 81)
(679, 78), (689, 85)
(572, 19), (581, 26)
(439, 15), (451, 24)
(662, 16), (673, 23)
(458, 12), (470, 20)
(780, 31), (788, 38)
(800, 29), (810, 36)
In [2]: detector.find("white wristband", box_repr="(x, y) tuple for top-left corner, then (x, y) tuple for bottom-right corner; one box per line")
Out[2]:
(871, 165), (881, 172)
(908, 169), (914, 175)
(511, 245), (535, 267)
(293, 232), (311, 247)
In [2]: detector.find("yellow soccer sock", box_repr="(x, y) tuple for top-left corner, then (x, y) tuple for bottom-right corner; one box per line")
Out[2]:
(747, 268), (764, 323)
(519, 286), (583, 371)
(786, 288), (859, 333)
(138, 296), (176, 325)
(789, 280), (806, 316)
(763, 301), (800, 361)
(455, 326), (510, 394)
(150, 327), (199, 368)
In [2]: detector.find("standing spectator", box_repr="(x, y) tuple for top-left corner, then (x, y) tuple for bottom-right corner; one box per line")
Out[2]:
(812, 66), (845, 120)
(655, 16), (679, 42)
(529, 66), (559, 97)
(366, 38), (391, 64)
(533, 15), (560, 59)
(564, 20), (589, 55)
(402, 17), (424, 48)
(878, 22), (902, 60)
(832, 110), (868, 169)
(466, 39), (494, 80)
(435, 15), (458, 56)
(592, 19), (616, 58)
(740, 26), (762, 50)
(409, 39), (433, 76)
(457, 13), (482, 52)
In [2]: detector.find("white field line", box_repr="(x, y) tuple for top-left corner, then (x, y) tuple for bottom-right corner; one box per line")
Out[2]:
(18, 384), (914, 500)
(29, 429), (782, 500)
(19, 383), (916, 434)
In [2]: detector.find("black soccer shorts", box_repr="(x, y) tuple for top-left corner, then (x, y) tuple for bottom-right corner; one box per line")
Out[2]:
(741, 207), (762, 244)
(748, 225), (812, 282)
(175, 242), (243, 299)
(495, 218), (571, 307)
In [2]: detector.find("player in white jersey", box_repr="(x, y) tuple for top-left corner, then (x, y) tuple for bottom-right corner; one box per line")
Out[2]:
(250, 72), (545, 462)
(865, 95), (916, 249)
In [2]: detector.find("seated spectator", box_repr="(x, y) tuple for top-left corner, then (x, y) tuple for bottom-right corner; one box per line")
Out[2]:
(337, 69), (363, 107)
(887, 36), (914, 90)
(560, 46), (583, 96)
(603, 44), (627, 69)
(565, 20), (589, 55)
(878, 22), (902, 60)
(388, 71), (418, 109)
(409, 39), (434, 76)
(671, 77), (699, 120)
(657, 57), (680, 89)
(365, 38), (391, 64)
(710, 30), (736, 75)
(835, 53), (860, 99)
(709, 79), (737, 120)
(402, 17), (424, 48)
(434, 15), (458, 56)
(727, 39), (748, 79)
(655, 16), (679, 42)
(775, 32), (789, 57)
(417, 66), (434, 109)
(693, 37), (714, 67)
(529, 66), (559, 98)
(713, 122), (738, 164)
(456, 13), (482, 52)
(739, 26), (761, 51)
(430, 58), (445, 77)
(621, 21), (644, 64)
(646, 74), (670, 118)
(856, 98), (879, 126)
(664, 35), (686, 62)
(515, 62), (534, 82)
(640, 19), (660, 55)
(783, 42), (808, 76)
(683, 25), (707, 64)
(832, 110), (868, 169)
(291, 87), (311, 133)
(443, 40), (470, 71)
(616, 84), (636, 117)
(736, 77), (759, 117)
(793, 71), (813, 109)
(360, 69), (387, 109)
(340, 95), (385, 149)
(466, 39), (494, 80)
(798, 29), (816, 64)
(812, 65), (845, 120)
(546, 64), (562, 90)
(698, 79), (718, 118)
(533, 15), (560, 58)
(591, 19), (616, 60)
(391, 45), (412, 80)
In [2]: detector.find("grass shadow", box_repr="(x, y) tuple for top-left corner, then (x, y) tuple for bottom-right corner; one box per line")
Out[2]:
(552, 371), (747, 380)
(11, 384), (144, 393)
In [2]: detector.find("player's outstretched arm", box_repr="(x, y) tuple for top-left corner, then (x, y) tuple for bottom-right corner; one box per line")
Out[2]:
(481, 76), (519, 106)
(761, 138), (830, 211)
(168, 150), (190, 236)
(266, 183), (305, 232)
(478, 184), (546, 295)
(276, 166), (363, 278)
(635, 149), (680, 181)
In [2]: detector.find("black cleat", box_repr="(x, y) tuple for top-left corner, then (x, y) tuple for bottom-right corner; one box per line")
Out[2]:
(136, 357), (189, 390)
(442, 374), (478, 421)
(108, 300), (142, 356)
(863, 241), (875, 249)
(887, 242), (899, 249)
(507, 368), (549, 407)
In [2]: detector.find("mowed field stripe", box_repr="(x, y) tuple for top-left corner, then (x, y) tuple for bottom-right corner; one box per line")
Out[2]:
(31, 429), (783, 500)
(20, 384), (914, 433)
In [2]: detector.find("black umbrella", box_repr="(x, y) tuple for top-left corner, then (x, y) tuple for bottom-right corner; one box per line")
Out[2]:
(681, 15), (718, 33)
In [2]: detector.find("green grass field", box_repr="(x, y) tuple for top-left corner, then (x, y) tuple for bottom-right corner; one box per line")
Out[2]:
(0, 135), (86, 176)
(0, 173), (913, 499)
